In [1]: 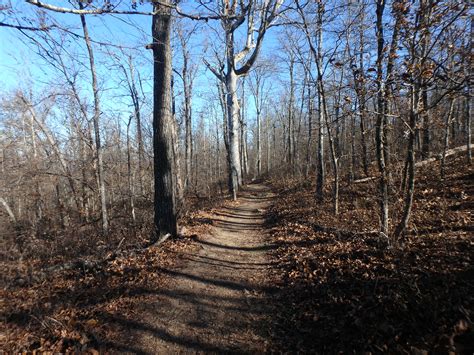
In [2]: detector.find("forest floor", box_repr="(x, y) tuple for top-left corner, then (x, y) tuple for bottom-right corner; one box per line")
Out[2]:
(1, 184), (278, 353)
(2, 154), (473, 353)
(265, 153), (473, 353)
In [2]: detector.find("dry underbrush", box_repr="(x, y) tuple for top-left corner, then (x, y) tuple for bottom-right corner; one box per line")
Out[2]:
(0, 199), (218, 352)
(266, 155), (473, 353)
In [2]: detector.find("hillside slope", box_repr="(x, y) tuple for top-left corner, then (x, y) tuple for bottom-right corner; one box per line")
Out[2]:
(266, 154), (473, 353)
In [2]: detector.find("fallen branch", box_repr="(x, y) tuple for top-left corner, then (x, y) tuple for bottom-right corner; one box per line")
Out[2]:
(353, 176), (377, 184)
(310, 223), (390, 248)
(415, 145), (470, 167)
(352, 145), (471, 184)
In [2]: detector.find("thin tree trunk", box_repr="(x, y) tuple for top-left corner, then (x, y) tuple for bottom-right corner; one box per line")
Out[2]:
(0, 197), (16, 223)
(127, 116), (136, 224)
(79, 2), (108, 234)
(314, 5), (325, 201)
(183, 53), (193, 191)
(395, 86), (419, 238)
(305, 85), (313, 178)
(125, 57), (145, 196)
(350, 110), (356, 182)
(266, 115), (271, 174)
(375, 0), (389, 237)
(218, 79), (233, 195)
(466, 19), (472, 163)
(256, 106), (262, 177)
(288, 58), (295, 173)
(395, 0), (432, 239)
(421, 88), (430, 159)
(240, 78), (249, 179)
(441, 99), (456, 180)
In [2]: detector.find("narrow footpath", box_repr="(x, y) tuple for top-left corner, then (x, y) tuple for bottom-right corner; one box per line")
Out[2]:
(124, 184), (276, 354)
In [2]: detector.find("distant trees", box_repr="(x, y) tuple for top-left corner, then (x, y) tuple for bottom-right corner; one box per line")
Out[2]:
(0, 0), (470, 245)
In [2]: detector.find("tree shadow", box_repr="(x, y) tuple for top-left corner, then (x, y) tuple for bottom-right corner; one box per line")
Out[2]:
(265, 228), (474, 353)
(97, 312), (230, 353)
(196, 238), (276, 252)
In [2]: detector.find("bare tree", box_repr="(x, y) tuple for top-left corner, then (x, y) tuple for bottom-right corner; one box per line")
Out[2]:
(205, 0), (283, 199)
(249, 61), (272, 178)
(175, 23), (199, 192)
(26, 0), (182, 239)
(78, 2), (109, 234)
(150, 0), (178, 239)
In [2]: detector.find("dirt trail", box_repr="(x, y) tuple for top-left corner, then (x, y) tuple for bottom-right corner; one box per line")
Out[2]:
(122, 184), (276, 354)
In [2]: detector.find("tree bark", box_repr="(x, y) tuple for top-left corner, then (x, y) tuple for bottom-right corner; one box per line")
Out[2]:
(226, 70), (242, 199)
(151, 0), (178, 240)
(315, 5), (325, 202)
(395, 85), (418, 238)
(466, 17), (472, 163)
(375, 0), (389, 237)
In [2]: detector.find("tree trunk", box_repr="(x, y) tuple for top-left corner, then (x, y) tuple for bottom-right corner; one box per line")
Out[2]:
(151, 1), (178, 240)
(288, 58), (295, 173)
(350, 110), (356, 183)
(315, 5), (325, 202)
(256, 106), (262, 177)
(240, 78), (249, 179)
(421, 88), (430, 159)
(226, 70), (242, 200)
(466, 19), (472, 163)
(395, 86), (418, 238)
(127, 116), (137, 224)
(130, 58), (145, 196)
(218, 79), (233, 195)
(358, 23), (369, 177)
(305, 85), (313, 178)
(375, 0), (389, 237)
(266, 115), (271, 174)
(183, 54), (193, 191)
(79, 3), (109, 234)
(0, 197), (16, 223)
(441, 99), (455, 180)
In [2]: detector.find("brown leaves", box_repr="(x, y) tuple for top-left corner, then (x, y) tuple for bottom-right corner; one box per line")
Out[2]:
(266, 155), (473, 353)
(1, 228), (196, 352)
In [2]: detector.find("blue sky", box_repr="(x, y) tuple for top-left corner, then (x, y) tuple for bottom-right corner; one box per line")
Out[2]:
(0, 1), (310, 139)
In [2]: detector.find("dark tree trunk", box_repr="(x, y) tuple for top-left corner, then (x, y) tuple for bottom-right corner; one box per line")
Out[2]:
(375, 0), (389, 237)
(395, 86), (419, 238)
(151, 1), (178, 240)
(441, 99), (455, 180)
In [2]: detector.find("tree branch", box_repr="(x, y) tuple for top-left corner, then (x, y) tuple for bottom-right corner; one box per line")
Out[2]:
(26, 0), (231, 20)
(0, 21), (56, 31)
(203, 58), (224, 82)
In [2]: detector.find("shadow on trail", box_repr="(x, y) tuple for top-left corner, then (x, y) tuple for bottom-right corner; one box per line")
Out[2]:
(196, 238), (276, 252)
(104, 183), (278, 353)
(100, 312), (227, 354)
